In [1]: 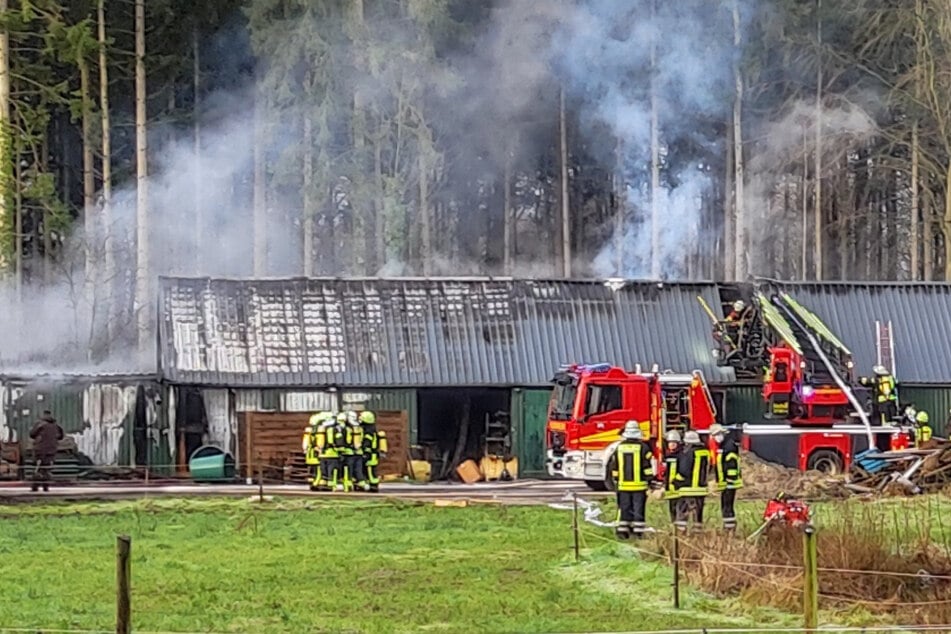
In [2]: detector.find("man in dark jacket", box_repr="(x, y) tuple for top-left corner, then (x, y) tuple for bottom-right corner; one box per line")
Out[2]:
(29, 411), (63, 492)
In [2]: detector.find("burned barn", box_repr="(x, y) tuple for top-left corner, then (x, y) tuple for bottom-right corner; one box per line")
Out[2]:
(156, 276), (736, 480)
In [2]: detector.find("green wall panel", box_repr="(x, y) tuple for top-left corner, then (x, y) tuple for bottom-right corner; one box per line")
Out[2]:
(897, 386), (951, 437)
(723, 384), (766, 425)
(512, 388), (550, 477)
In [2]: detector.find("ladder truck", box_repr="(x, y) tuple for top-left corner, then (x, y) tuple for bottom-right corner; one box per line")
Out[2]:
(699, 288), (913, 474)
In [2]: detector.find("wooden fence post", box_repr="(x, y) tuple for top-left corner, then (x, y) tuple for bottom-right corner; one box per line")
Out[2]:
(803, 523), (818, 633)
(116, 535), (131, 634)
(673, 528), (681, 609)
(572, 491), (580, 562)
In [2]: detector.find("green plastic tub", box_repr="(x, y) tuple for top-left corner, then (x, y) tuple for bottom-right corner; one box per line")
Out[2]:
(188, 445), (236, 483)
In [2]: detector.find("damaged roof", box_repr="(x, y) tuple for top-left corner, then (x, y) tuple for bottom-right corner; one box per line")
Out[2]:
(158, 277), (735, 388)
(766, 281), (951, 385)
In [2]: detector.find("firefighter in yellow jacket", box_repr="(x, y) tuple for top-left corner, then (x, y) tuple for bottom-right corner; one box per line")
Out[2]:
(360, 411), (388, 492)
(673, 430), (711, 533)
(710, 423), (743, 533)
(320, 414), (348, 491)
(346, 411), (369, 492)
(610, 421), (654, 540)
(304, 411), (331, 489)
(663, 429), (683, 523)
(916, 410), (933, 446)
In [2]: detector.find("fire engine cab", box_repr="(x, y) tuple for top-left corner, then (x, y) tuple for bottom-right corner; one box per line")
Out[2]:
(545, 363), (718, 490)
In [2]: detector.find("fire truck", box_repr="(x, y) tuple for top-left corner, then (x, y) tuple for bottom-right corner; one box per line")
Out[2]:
(699, 287), (915, 474)
(545, 363), (718, 490)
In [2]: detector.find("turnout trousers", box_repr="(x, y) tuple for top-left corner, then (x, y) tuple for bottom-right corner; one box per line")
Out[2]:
(721, 488), (737, 531)
(615, 490), (648, 539)
(675, 496), (705, 532)
(319, 456), (341, 490)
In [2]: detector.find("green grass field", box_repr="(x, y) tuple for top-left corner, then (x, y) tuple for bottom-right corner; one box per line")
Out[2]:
(0, 497), (798, 634)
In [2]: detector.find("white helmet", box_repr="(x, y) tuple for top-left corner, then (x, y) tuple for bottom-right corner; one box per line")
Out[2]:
(683, 430), (702, 445)
(665, 429), (682, 443)
(873, 365), (888, 376)
(621, 421), (643, 441)
(733, 300), (745, 312)
(709, 423), (726, 439)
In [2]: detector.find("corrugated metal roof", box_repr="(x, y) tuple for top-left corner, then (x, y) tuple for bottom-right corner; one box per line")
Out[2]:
(158, 277), (736, 388)
(767, 282), (951, 384)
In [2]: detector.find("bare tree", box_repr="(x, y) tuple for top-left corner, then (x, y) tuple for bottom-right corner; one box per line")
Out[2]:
(99, 0), (115, 335)
(134, 0), (149, 350)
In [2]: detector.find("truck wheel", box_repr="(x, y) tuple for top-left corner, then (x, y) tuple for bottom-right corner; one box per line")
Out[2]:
(584, 479), (608, 491)
(807, 450), (843, 475)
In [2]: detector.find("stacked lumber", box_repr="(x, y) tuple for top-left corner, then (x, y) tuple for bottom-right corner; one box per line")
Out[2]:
(848, 441), (951, 495)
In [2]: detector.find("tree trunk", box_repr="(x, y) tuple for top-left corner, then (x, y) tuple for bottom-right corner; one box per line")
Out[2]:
(503, 132), (513, 275)
(0, 0), (10, 275)
(253, 88), (266, 276)
(924, 191), (934, 281)
(42, 135), (51, 284)
(911, 123), (920, 279)
(559, 87), (571, 278)
(802, 125), (809, 279)
(193, 24), (201, 273)
(374, 120), (384, 269)
(732, 0), (746, 281)
(80, 54), (96, 292)
(302, 115), (314, 276)
(649, 0), (661, 279)
(13, 130), (20, 298)
(134, 0), (150, 351)
(723, 118), (734, 280)
(419, 133), (431, 275)
(813, 0), (823, 280)
(99, 0), (115, 337)
(944, 165), (951, 280)
(614, 137), (624, 276)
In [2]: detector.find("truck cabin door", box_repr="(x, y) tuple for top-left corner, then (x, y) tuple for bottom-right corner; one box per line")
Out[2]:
(576, 382), (626, 450)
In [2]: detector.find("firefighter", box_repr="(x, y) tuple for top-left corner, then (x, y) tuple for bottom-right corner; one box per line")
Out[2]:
(725, 300), (745, 322)
(332, 412), (357, 491)
(709, 423), (743, 533)
(303, 411), (329, 485)
(673, 430), (711, 533)
(873, 365), (898, 424)
(347, 411), (369, 492)
(916, 410), (933, 446)
(360, 411), (388, 492)
(320, 414), (347, 491)
(610, 421), (654, 540)
(663, 429), (682, 523)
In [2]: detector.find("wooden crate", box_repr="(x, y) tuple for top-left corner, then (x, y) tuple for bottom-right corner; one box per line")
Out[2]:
(238, 411), (409, 482)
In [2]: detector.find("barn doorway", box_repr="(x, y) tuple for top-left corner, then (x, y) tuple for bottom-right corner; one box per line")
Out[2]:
(416, 388), (512, 481)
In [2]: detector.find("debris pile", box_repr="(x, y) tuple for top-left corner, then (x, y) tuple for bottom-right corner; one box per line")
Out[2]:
(848, 440), (951, 495)
(738, 450), (847, 499)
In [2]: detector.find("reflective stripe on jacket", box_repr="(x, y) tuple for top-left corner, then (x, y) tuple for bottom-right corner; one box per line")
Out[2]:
(612, 441), (654, 492)
(674, 446), (711, 496)
(715, 437), (743, 490)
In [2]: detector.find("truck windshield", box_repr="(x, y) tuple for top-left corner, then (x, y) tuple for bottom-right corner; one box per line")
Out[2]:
(550, 381), (578, 420)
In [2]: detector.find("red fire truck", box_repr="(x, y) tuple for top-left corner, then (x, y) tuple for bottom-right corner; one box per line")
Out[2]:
(545, 363), (718, 490)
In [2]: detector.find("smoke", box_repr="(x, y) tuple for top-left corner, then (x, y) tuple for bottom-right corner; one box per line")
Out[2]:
(540, 0), (734, 280)
(742, 99), (877, 275)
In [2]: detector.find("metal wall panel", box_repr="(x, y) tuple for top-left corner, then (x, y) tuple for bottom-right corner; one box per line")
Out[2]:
(512, 388), (550, 477)
(158, 277), (736, 388)
(342, 389), (417, 444)
(898, 386), (951, 437)
(724, 384), (768, 425)
(768, 282), (951, 384)
(281, 391), (337, 412)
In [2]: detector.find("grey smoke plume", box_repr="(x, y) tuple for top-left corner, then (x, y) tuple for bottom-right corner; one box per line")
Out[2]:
(540, 0), (734, 280)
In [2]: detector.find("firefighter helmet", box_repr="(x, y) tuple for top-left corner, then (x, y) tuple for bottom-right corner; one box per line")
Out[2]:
(709, 423), (726, 440)
(916, 411), (930, 424)
(732, 300), (745, 312)
(621, 421), (643, 440)
(873, 365), (889, 376)
(665, 429), (682, 443)
(359, 411), (376, 425)
(336, 412), (348, 423)
(683, 430), (702, 445)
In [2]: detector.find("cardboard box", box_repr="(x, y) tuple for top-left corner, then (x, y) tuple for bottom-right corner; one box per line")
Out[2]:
(456, 459), (483, 484)
(409, 460), (432, 482)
